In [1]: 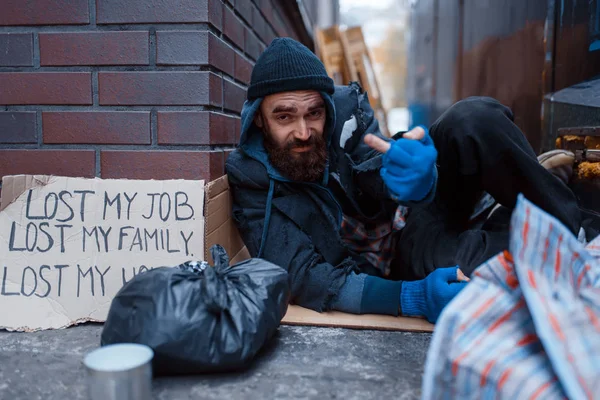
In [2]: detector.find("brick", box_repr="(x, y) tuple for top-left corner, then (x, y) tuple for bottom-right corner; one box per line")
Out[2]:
(224, 149), (234, 163)
(0, 0), (89, 25)
(43, 112), (150, 144)
(209, 35), (235, 77)
(0, 73), (92, 105)
(0, 150), (95, 179)
(210, 151), (225, 179)
(257, 24), (274, 47)
(97, 0), (222, 29)
(224, 6), (244, 50)
(209, 0), (224, 31)
(235, 118), (241, 142)
(156, 31), (234, 76)
(271, 8), (289, 37)
(156, 31), (209, 65)
(252, 4), (271, 44)
(258, 0), (276, 38)
(157, 111), (237, 145)
(39, 32), (149, 66)
(235, 52), (253, 84)
(265, 25), (277, 45)
(255, 0), (274, 25)
(245, 28), (263, 61)
(235, 0), (252, 24)
(101, 150), (223, 180)
(98, 72), (222, 106)
(0, 34), (33, 66)
(0, 112), (37, 144)
(224, 79), (246, 113)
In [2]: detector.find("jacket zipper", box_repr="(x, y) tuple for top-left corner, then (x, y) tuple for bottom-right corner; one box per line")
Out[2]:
(269, 175), (344, 224)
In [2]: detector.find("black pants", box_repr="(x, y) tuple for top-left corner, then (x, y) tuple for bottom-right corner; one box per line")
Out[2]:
(391, 97), (581, 280)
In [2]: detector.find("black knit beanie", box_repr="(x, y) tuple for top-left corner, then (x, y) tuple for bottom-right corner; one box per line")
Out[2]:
(247, 37), (335, 100)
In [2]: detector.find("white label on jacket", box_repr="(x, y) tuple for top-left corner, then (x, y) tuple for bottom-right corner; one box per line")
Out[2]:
(339, 115), (357, 149)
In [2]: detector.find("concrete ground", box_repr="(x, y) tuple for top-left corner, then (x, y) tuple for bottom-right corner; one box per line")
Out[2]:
(0, 324), (432, 399)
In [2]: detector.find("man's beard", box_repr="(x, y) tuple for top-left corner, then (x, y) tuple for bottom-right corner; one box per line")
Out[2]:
(263, 130), (328, 182)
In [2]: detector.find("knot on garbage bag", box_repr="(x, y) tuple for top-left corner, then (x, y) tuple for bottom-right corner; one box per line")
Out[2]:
(201, 264), (229, 313)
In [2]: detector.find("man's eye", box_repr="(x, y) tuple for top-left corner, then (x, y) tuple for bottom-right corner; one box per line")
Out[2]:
(310, 110), (323, 118)
(277, 115), (289, 121)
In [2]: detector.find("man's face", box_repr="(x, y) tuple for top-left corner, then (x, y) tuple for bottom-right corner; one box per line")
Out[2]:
(255, 90), (328, 182)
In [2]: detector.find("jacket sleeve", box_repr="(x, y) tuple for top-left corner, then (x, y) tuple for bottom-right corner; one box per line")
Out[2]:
(226, 157), (360, 313)
(342, 86), (437, 206)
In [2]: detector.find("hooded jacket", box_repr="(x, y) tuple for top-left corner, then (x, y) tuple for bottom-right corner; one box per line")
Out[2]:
(226, 82), (436, 314)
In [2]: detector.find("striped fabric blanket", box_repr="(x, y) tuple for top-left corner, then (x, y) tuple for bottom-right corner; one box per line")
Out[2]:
(422, 195), (600, 399)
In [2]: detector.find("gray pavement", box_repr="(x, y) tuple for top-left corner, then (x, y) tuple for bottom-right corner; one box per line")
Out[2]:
(0, 324), (432, 399)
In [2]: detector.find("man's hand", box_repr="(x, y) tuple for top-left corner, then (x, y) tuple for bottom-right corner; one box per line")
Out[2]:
(400, 266), (469, 323)
(364, 125), (427, 151)
(364, 126), (438, 202)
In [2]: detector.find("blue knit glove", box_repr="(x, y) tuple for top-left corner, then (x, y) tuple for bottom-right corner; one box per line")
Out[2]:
(381, 126), (437, 202)
(400, 267), (467, 323)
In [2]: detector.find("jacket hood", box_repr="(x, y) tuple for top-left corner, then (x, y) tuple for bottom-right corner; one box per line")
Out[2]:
(238, 91), (337, 184)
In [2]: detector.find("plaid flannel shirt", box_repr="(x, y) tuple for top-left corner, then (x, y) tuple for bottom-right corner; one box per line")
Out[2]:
(339, 205), (409, 276)
(339, 192), (495, 276)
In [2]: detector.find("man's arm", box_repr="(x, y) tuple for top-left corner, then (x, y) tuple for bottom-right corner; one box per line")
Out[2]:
(226, 153), (467, 322)
(343, 87), (438, 205)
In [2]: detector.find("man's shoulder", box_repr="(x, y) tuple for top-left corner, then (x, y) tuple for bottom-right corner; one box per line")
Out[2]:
(333, 83), (358, 96)
(331, 82), (365, 122)
(225, 149), (270, 188)
(332, 83), (360, 105)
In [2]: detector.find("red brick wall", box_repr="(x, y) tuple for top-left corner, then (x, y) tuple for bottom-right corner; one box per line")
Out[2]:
(0, 0), (309, 188)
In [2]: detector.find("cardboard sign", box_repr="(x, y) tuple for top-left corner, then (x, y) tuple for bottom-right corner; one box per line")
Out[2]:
(0, 175), (205, 331)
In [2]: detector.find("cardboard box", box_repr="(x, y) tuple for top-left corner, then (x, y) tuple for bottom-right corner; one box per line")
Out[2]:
(202, 175), (250, 264)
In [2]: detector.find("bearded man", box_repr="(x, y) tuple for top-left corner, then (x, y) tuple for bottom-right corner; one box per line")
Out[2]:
(225, 38), (580, 323)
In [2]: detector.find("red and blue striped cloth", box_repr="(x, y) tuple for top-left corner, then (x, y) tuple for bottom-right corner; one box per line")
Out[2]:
(423, 194), (600, 399)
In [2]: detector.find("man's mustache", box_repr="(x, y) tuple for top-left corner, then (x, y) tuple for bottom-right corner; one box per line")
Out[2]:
(286, 136), (318, 150)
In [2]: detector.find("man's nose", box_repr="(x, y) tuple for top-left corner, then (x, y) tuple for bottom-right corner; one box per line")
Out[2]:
(293, 120), (311, 141)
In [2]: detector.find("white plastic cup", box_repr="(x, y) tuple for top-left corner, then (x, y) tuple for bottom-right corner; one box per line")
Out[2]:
(83, 343), (154, 400)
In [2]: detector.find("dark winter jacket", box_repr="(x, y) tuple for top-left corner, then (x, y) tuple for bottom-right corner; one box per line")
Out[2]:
(226, 82), (435, 314)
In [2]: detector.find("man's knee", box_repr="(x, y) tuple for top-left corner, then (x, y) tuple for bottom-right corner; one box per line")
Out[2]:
(441, 97), (513, 126)
(431, 96), (515, 141)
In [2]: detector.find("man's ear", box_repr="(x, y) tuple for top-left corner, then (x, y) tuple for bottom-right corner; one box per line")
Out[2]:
(254, 112), (263, 128)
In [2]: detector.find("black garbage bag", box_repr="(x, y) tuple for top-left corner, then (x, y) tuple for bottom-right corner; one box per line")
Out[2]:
(100, 245), (290, 375)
